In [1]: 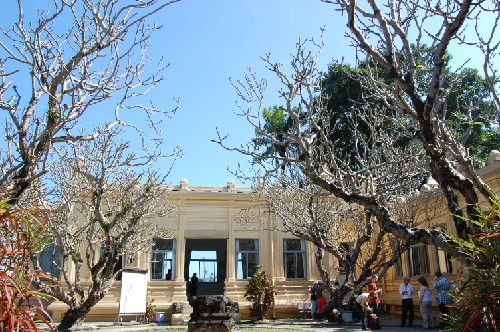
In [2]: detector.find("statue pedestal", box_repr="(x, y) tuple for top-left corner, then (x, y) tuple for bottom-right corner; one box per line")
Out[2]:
(187, 295), (236, 332)
(171, 313), (186, 326)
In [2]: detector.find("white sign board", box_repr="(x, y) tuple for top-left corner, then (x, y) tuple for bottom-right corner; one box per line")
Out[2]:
(119, 267), (148, 314)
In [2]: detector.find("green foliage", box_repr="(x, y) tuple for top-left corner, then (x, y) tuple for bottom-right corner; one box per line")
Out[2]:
(323, 61), (499, 168)
(319, 63), (407, 168)
(262, 106), (290, 133)
(446, 202), (500, 331)
(252, 106), (303, 172)
(46, 108), (59, 122)
(244, 266), (278, 321)
(71, 252), (81, 263)
(257, 59), (499, 177)
(442, 68), (500, 168)
(0, 201), (55, 331)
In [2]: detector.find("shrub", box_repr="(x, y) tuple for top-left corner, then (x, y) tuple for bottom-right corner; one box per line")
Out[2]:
(0, 201), (55, 331)
(244, 266), (277, 321)
(446, 201), (500, 331)
(145, 296), (156, 322)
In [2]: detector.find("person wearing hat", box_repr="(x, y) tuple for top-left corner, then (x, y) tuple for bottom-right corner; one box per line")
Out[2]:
(309, 281), (318, 318)
(399, 276), (414, 327)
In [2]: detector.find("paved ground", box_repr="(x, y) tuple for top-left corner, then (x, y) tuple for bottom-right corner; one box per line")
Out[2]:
(64, 313), (442, 331)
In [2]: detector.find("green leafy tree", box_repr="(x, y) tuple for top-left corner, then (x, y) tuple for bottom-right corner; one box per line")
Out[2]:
(251, 106), (302, 173)
(442, 68), (500, 168)
(321, 61), (499, 169)
(256, 61), (498, 176)
(244, 266), (277, 321)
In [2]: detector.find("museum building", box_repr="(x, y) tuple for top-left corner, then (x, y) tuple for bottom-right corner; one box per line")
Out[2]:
(46, 151), (500, 323)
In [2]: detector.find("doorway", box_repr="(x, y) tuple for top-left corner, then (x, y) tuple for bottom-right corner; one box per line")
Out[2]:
(185, 239), (227, 296)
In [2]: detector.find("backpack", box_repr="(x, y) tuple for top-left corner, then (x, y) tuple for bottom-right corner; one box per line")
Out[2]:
(368, 313), (381, 330)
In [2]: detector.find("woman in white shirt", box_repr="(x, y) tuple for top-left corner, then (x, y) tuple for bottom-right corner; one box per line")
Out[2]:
(417, 276), (433, 330)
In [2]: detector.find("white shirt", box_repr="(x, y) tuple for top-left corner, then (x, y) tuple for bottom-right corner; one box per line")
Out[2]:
(356, 293), (370, 304)
(399, 282), (414, 300)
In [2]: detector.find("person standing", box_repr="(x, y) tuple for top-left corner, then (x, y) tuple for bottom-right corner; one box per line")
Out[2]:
(418, 277), (433, 330)
(355, 292), (374, 330)
(367, 274), (383, 315)
(190, 273), (199, 297)
(433, 271), (452, 328)
(315, 280), (327, 315)
(309, 281), (318, 318)
(399, 276), (414, 327)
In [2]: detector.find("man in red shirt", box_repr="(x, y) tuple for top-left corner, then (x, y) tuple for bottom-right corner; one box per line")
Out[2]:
(367, 274), (383, 315)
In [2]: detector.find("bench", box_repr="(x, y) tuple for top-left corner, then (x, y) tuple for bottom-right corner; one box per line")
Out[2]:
(298, 301), (312, 319)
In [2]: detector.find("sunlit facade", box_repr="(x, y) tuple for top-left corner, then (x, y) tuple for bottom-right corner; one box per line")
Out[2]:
(46, 152), (500, 323)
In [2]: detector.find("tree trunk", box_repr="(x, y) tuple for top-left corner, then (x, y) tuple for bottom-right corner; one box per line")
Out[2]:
(4, 162), (38, 205)
(57, 296), (101, 331)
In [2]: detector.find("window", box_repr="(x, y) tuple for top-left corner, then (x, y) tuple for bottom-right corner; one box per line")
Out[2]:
(394, 256), (403, 278)
(189, 251), (217, 282)
(151, 238), (176, 280)
(433, 224), (453, 274)
(236, 239), (259, 279)
(408, 244), (430, 276)
(100, 245), (128, 280)
(39, 240), (61, 278)
(391, 239), (403, 278)
(283, 239), (306, 279)
(436, 247), (453, 274)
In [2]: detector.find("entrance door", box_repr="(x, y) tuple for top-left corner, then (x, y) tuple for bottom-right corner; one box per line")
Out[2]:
(185, 239), (227, 296)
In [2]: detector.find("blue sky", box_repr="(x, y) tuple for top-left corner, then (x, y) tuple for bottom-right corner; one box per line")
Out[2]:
(2, 0), (489, 189)
(152, 0), (350, 187)
(140, 0), (488, 188)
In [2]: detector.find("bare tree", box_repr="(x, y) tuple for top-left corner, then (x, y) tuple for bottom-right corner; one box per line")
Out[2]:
(29, 127), (176, 330)
(216, 37), (457, 254)
(0, 0), (180, 203)
(470, 2), (500, 114)
(215, 1), (499, 264)
(317, 0), (499, 237)
(236, 127), (446, 314)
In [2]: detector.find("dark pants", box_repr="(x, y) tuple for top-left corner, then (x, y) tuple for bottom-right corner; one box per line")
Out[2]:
(371, 302), (380, 315)
(355, 302), (368, 330)
(438, 303), (450, 327)
(401, 298), (414, 326)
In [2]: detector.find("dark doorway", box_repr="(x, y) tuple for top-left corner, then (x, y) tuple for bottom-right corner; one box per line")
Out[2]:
(185, 239), (227, 296)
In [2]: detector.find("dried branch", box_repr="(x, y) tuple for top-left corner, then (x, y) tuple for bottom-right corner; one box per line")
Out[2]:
(0, 0), (180, 202)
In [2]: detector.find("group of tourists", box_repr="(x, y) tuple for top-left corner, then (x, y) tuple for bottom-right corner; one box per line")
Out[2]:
(396, 271), (452, 330)
(311, 270), (455, 331)
(352, 272), (452, 330)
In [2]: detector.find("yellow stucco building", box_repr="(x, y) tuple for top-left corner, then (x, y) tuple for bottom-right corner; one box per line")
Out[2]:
(47, 151), (500, 323)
